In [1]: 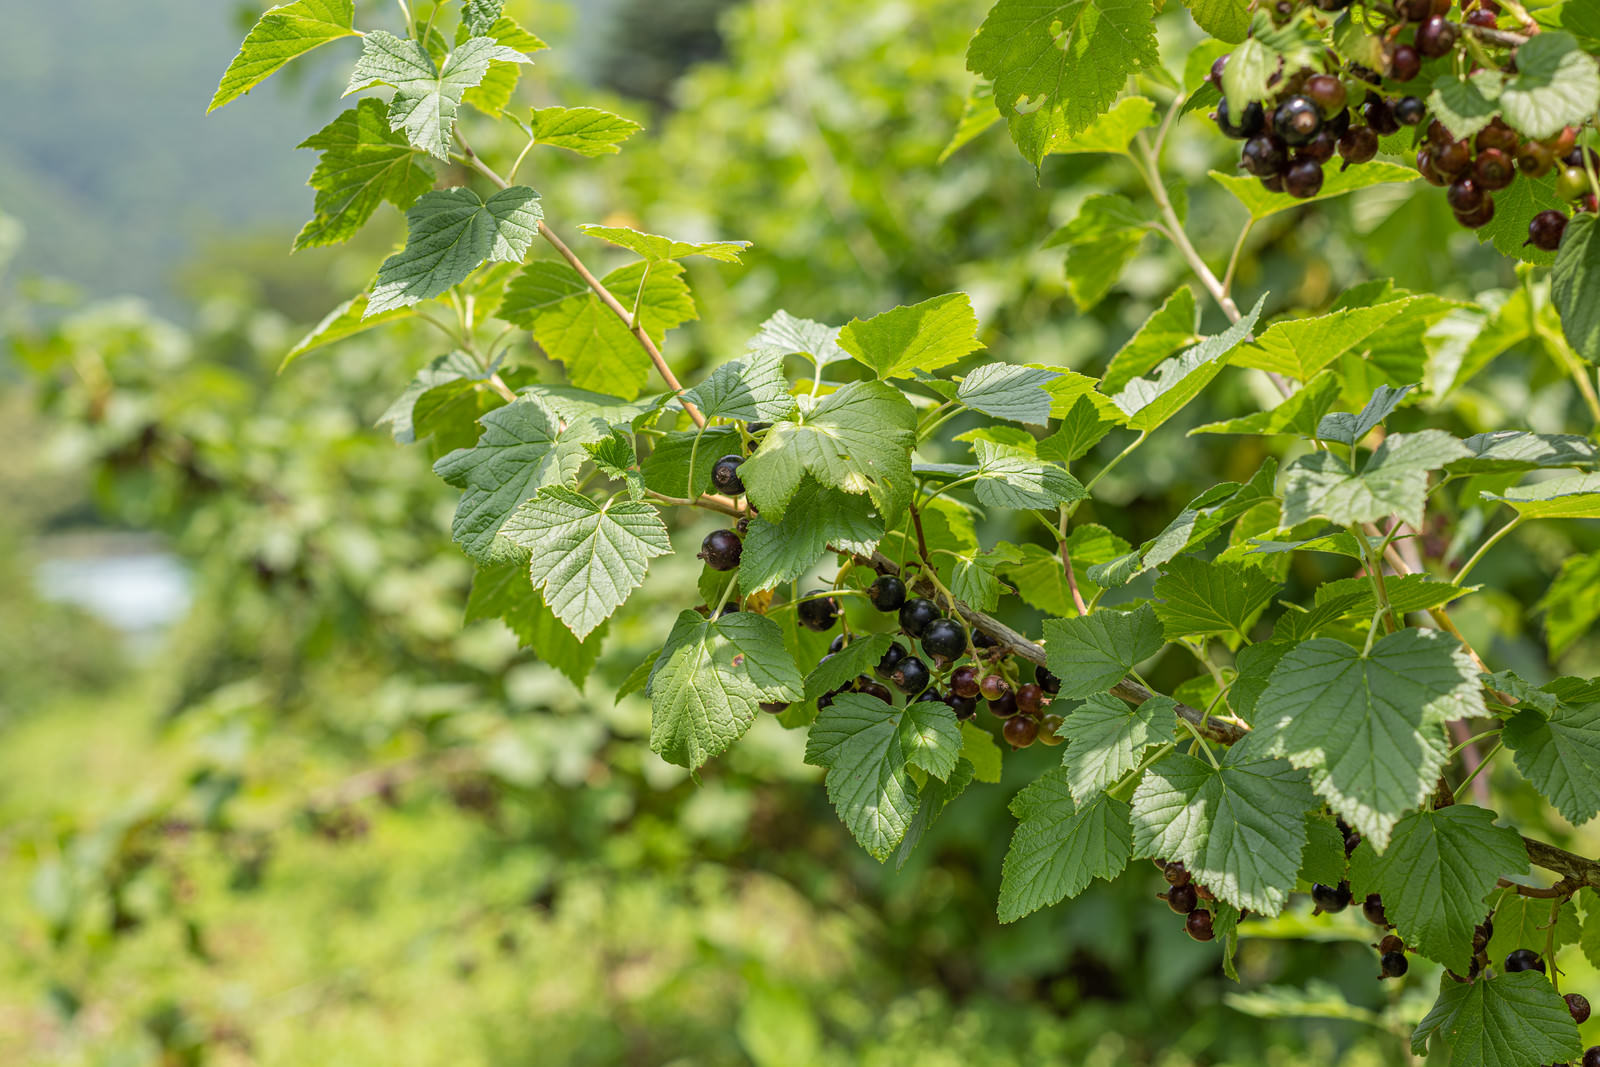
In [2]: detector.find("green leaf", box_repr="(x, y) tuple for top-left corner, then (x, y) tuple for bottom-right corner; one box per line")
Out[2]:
(1282, 430), (1472, 528)
(432, 396), (596, 561)
(1233, 299), (1423, 381)
(903, 699), (964, 780)
(1297, 814), (1347, 887)
(1002, 527), (1129, 616)
(1427, 70), (1506, 142)
(749, 310), (850, 368)
(464, 556), (607, 688)
(1047, 194), (1150, 311)
(962, 721), (1005, 783)
(648, 610), (804, 769)
(804, 693), (959, 861)
(1152, 556), (1277, 640)
(1059, 692), (1178, 803)
(501, 487), (672, 639)
(367, 186), (543, 316)
(967, 0), (1159, 165)
(1191, 369), (1341, 437)
(1537, 550), (1600, 657)
(1504, 697), (1600, 826)
(1476, 168), (1572, 265)
(1412, 971), (1580, 1067)
(1111, 295), (1266, 432)
(739, 480), (883, 593)
(209, 0), (357, 112)
(1038, 395), (1123, 464)
(894, 758), (976, 869)
(1254, 629), (1483, 849)
(500, 260), (697, 399)
(1582, 887), (1600, 970)
(802, 633), (894, 710)
(578, 224), (749, 264)
(378, 350), (488, 445)
(282, 294), (414, 368)
(956, 364), (1061, 425)
(740, 381), (917, 523)
(1310, 573), (1471, 619)
(526, 105), (643, 156)
(1042, 603), (1164, 699)
(1316, 383), (1412, 447)
(1483, 892), (1581, 970)
(1220, 34), (1274, 111)
(293, 99), (434, 250)
(1553, 213), (1600, 364)
(346, 32), (531, 159)
(457, 15), (547, 115)
(971, 440), (1086, 509)
(1000, 771), (1132, 921)
(1450, 431), (1598, 474)
(1130, 747), (1315, 916)
(1102, 287), (1200, 394)
(940, 80), (1001, 163)
(1037, 95), (1158, 158)
(1499, 32), (1600, 140)
(1184, 0), (1250, 43)
(1481, 472), (1600, 518)
(837, 293), (983, 381)
(462, 0), (505, 36)
(1209, 163), (1420, 221)
(681, 347), (797, 425)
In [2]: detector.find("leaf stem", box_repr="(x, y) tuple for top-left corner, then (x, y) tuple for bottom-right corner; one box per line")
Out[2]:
(1453, 738), (1502, 800)
(1351, 523), (1399, 634)
(1454, 515), (1522, 587)
(1082, 430), (1149, 495)
(1446, 728), (1502, 763)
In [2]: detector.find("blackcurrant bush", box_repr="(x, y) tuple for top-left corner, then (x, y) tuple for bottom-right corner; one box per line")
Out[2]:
(1447, 176), (1485, 213)
(798, 590), (840, 631)
(1585, 1049), (1600, 1067)
(1363, 95), (1401, 135)
(1517, 140), (1556, 177)
(1380, 951), (1410, 978)
(1568, 993), (1592, 1025)
(1476, 148), (1515, 190)
(1417, 17), (1459, 58)
(1003, 715), (1038, 748)
(945, 692), (978, 720)
(920, 618), (967, 661)
(898, 597), (940, 637)
(1274, 95), (1322, 146)
(1297, 130), (1338, 164)
(1241, 134), (1289, 177)
(1395, 96), (1426, 126)
(1164, 861), (1192, 887)
(951, 665), (980, 699)
(876, 642), (907, 679)
(1379, 934), (1406, 955)
(1528, 210), (1569, 251)
(1166, 883), (1199, 914)
(1312, 882), (1353, 913)
(1505, 948), (1545, 973)
(1339, 126), (1379, 169)
(1363, 893), (1389, 927)
(1186, 910), (1215, 942)
(1035, 664), (1060, 694)
(698, 528), (743, 571)
(1305, 74), (1347, 118)
(1214, 98), (1266, 140)
(979, 674), (1011, 701)
(1015, 683), (1043, 715)
(891, 656), (931, 695)
(1038, 713), (1065, 745)
(1434, 138), (1472, 177)
(867, 574), (907, 612)
(1557, 166), (1591, 202)
(710, 455), (745, 495)
(1454, 197), (1496, 229)
(1284, 159), (1325, 199)
(988, 690), (1018, 718)
(1389, 45), (1422, 83)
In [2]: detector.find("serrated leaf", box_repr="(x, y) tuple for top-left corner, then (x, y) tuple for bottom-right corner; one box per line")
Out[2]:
(961, 720), (1005, 782)
(367, 186), (543, 316)
(1000, 772), (1132, 921)
(1450, 431), (1598, 474)
(1220, 34), (1274, 112)
(1130, 747), (1315, 916)
(1102, 287), (1200, 394)
(1059, 692), (1177, 802)
(578, 224), (748, 264)
(749, 310), (850, 368)
(639, 426), (741, 499)
(903, 700), (964, 780)
(283, 294), (414, 368)
(209, 0), (357, 112)
(1282, 430), (1471, 528)
(1427, 70), (1505, 142)
(1481, 472), (1600, 518)
(681, 347), (797, 424)
(740, 480), (883, 593)
(1039, 394), (1123, 463)
(1047, 193), (1151, 311)
(970, 440), (1086, 509)
(1231, 299), (1419, 381)
(1185, 0), (1250, 43)
(1191, 368), (1340, 437)
(647, 610), (804, 769)
(894, 758), (976, 869)
(1483, 892), (1580, 970)
(802, 633), (895, 709)
(956, 364), (1061, 425)
(462, 0), (505, 36)
(294, 99), (434, 250)
(1001, 527), (1128, 616)
(1153, 556), (1277, 640)
(1316, 383), (1412, 447)
(1297, 814), (1347, 887)
(1476, 168), (1572, 265)
(377, 350), (487, 444)
(940, 80), (1001, 163)
(1504, 698), (1600, 826)
(1209, 163), (1420, 221)
(1254, 629), (1483, 849)
(1499, 32), (1600, 140)
(465, 556), (607, 687)
(1042, 603), (1164, 699)
(1537, 550), (1600, 657)
(1412, 971), (1579, 1067)
(1037, 95), (1158, 158)
(1111, 295), (1265, 432)
(526, 105), (643, 156)
(838, 293), (983, 381)
(1554, 212), (1600, 364)
(501, 487), (671, 639)
(457, 16), (547, 116)
(346, 32), (530, 159)
(1311, 573), (1470, 620)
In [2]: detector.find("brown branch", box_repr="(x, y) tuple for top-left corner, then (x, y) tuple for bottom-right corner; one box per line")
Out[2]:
(1496, 876), (1573, 899)
(1059, 539), (1089, 616)
(1466, 24), (1532, 48)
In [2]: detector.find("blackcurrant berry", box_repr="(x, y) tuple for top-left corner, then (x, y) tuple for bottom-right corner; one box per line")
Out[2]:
(945, 692), (978, 720)
(1214, 98), (1266, 140)
(1344, 830), (1361, 855)
(1380, 951), (1410, 978)
(699, 528), (743, 571)
(1208, 53), (1228, 89)
(867, 575), (907, 613)
(1241, 134), (1289, 177)
(828, 634), (847, 653)
(1427, 119), (1453, 146)
(1312, 882), (1353, 913)
(1274, 95), (1322, 146)
(1568, 993), (1592, 1025)
(1363, 893), (1389, 927)
(1297, 130), (1339, 164)
(1504, 948), (1545, 973)
(898, 597), (940, 638)
(1465, 8), (1497, 27)
(891, 656), (931, 695)
(1261, 174), (1286, 193)
(1476, 120), (1519, 154)
(1389, 45), (1422, 82)
(1472, 920), (1493, 951)
(1305, 74), (1347, 118)
(979, 674), (1011, 701)
(1015, 682), (1043, 715)
(1557, 166), (1591, 202)
(1434, 138), (1472, 177)
(1447, 176), (1485, 213)
(1476, 148), (1515, 190)
(1395, 96), (1426, 126)
(797, 590), (840, 631)
(856, 679), (893, 704)
(1528, 210), (1569, 251)
(1395, 0), (1432, 19)
(951, 665), (980, 699)
(876, 642), (907, 679)
(1284, 159), (1325, 199)
(1164, 861), (1192, 887)
(1454, 197), (1495, 229)
(972, 629), (998, 650)
(1379, 934), (1406, 955)
(1347, 63), (1382, 87)
(1038, 713), (1065, 745)
(1418, 148), (1448, 186)
(1565, 147), (1600, 170)
(1186, 910), (1215, 942)
(1166, 883), (1199, 914)
(1035, 664), (1060, 694)
(1363, 95), (1401, 136)
(920, 618), (967, 661)
(1004, 715), (1038, 748)
(759, 701), (788, 714)
(1517, 140), (1556, 177)
(1312, 0), (1352, 7)
(988, 690), (1018, 718)
(1339, 126), (1379, 169)
(710, 454), (745, 495)
(1585, 1049), (1600, 1067)
(1417, 17), (1459, 58)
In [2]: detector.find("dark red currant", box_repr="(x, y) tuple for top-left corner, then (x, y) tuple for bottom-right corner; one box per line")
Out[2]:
(1038, 712), (1064, 745)
(1379, 934), (1406, 955)
(898, 597), (940, 637)
(1164, 861), (1192, 887)
(1003, 715), (1038, 748)
(1305, 74), (1347, 118)
(891, 656), (931, 695)
(1568, 993), (1592, 1025)
(1476, 120), (1519, 154)
(867, 574), (907, 612)
(1395, 0), (1431, 20)
(1297, 129), (1339, 164)
(1166, 883), (1199, 914)
(1208, 53), (1228, 89)
(855, 679), (893, 704)
(698, 528), (743, 571)
(1312, 882), (1353, 913)
(1380, 951), (1409, 978)
(1476, 148), (1515, 190)
(1339, 126), (1379, 169)
(920, 618), (967, 661)
(1015, 683), (1044, 715)
(1417, 17), (1459, 58)
(1394, 96), (1426, 126)
(1363, 95), (1401, 135)
(1447, 176), (1485, 213)
(1241, 134), (1289, 177)
(1418, 148), (1447, 186)
(1454, 197), (1496, 229)
(951, 665), (980, 699)
(1504, 948), (1545, 973)
(1186, 910), (1216, 942)
(1465, 8), (1497, 27)
(797, 590), (840, 631)
(1284, 159), (1325, 199)
(945, 691), (978, 720)
(988, 690), (1018, 718)
(1528, 210), (1569, 251)
(710, 454), (745, 495)
(1517, 140), (1556, 177)
(1363, 893), (1389, 927)
(979, 674), (1011, 701)
(1434, 138), (1473, 176)
(1389, 45), (1422, 82)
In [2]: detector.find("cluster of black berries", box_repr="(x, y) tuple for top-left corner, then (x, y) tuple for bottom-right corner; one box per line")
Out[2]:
(697, 455), (750, 572)
(1210, 0), (1597, 247)
(1153, 859), (1224, 941)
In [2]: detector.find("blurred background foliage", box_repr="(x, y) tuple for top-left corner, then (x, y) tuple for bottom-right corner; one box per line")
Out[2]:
(3, 0), (1598, 1064)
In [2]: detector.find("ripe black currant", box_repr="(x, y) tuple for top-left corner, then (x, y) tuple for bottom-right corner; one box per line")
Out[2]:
(698, 528), (743, 571)
(1394, 96), (1426, 126)
(1447, 176), (1485, 214)
(1164, 861), (1192, 887)
(710, 454), (745, 495)
(988, 690), (1018, 718)
(1418, 148), (1447, 186)
(1003, 715), (1038, 748)
(876, 642), (907, 679)
(855, 679), (893, 704)
(1241, 135), (1289, 177)
(891, 656), (931, 695)
(797, 590), (840, 631)
(1417, 17), (1459, 58)
(1465, 7), (1497, 27)
(1434, 138), (1472, 177)
(759, 701), (788, 715)
(1565, 147), (1600, 170)
(951, 665), (980, 699)
(1214, 98), (1266, 140)
(1380, 951), (1409, 978)
(1339, 126), (1379, 169)
(1476, 120), (1519, 154)
(1363, 95), (1401, 136)
(1389, 45), (1422, 82)
(1312, 882), (1353, 913)
(1274, 95), (1322, 146)
(1529, 210), (1569, 251)
(1305, 74), (1347, 118)
(1363, 893), (1389, 927)
(1284, 159), (1325, 199)
(1379, 934), (1406, 955)
(1015, 683), (1043, 715)
(1476, 148), (1515, 190)
(1312, 0), (1353, 7)
(1584, 1049), (1600, 1067)
(1260, 174), (1285, 193)
(945, 692), (978, 720)
(979, 674), (1011, 701)
(920, 618), (967, 661)
(1297, 130), (1339, 164)
(1186, 910), (1215, 942)
(1166, 883), (1199, 914)
(898, 597), (940, 637)
(1505, 948), (1545, 974)
(972, 629), (998, 650)
(1454, 197), (1496, 229)
(1035, 664), (1060, 694)
(1395, 0), (1431, 19)
(1038, 713), (1064, 745)
(1344, 829), (1361, 855)
(828, 634), (847, 653)
(867, 574), (907, 612)
(1568, 993), (1592, 1025)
